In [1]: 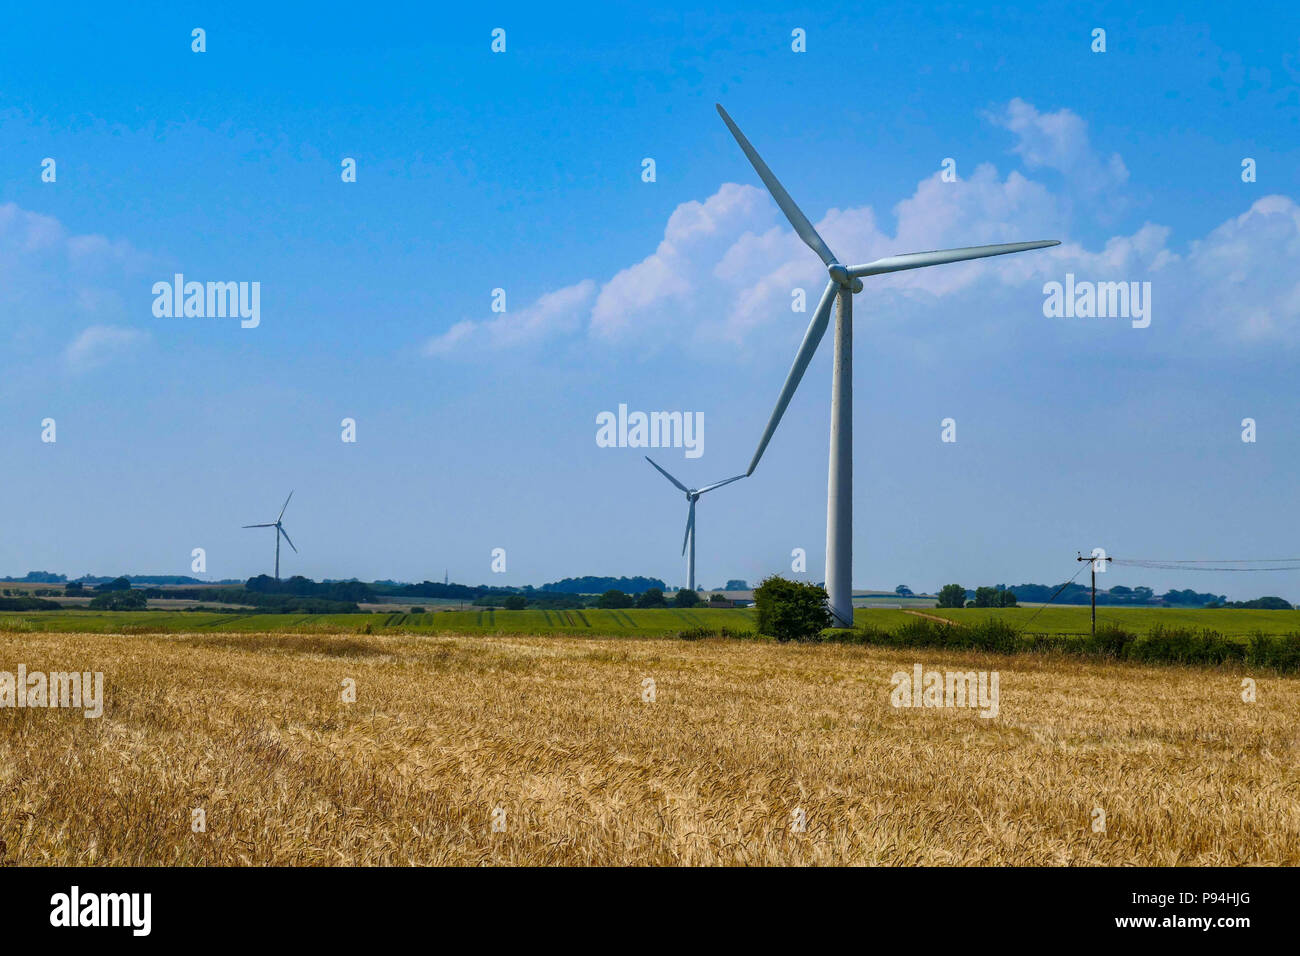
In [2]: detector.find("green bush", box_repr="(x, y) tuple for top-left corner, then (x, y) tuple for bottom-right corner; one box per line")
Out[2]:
(677, 626), (756, 641)
(754, 575), (832, 642)
(502, 595), (527, 610)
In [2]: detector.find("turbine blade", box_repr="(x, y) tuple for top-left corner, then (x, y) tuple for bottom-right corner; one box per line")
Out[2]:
(681, 499), (695, 556)
(847, 240), (1059, 278)
(697, 474), (746, 495)
(278, 490), (294, 521)
(716, 104), (838, 267)
(243, 523), (275, 528)
(747, 279), (837, 475)
(645, 456), (689, 494)
(279, 526), (298, 553)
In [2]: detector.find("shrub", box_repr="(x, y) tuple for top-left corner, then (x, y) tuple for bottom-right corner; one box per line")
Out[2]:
(676, 626), (756, 641)
(502, 595), (527, 610)
(754, 575), (832, 642)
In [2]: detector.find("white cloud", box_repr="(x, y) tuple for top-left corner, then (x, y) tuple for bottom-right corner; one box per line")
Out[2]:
(0, 203), (153, 371)
(64, 325), (148, 371)
(422, 279), (597, 355)
(589, 183), (774, 342)
(989, 98), (1129, 195)
(424, 100), (1300, 355)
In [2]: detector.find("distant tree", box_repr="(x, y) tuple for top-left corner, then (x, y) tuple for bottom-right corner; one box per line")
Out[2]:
(502, 595), (527, 610)
(409, 606), (426, 614)
(673, 588), (701, 608)
(973, 586), (1000, 608)
(754, 575), (832, 642)
(998, 589), (1018, 608)
(598, 589), (634, 609)
(937, 584), (966, 609)
(711, 593), (726, 603)
(964, 600), (975, 608)
(88, 589), (146, 610)
(542, 576), (666, 595)
(65, 582), (85, 595)
(894, 585), (914, 597)
(1227, 595), (1291, 610)
(96, 576), (132, 592)
(635, 587), (666, 608)
(724, 579), (749, 590)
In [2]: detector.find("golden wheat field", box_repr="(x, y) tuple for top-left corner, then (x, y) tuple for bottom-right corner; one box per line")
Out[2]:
(1, 629), (1297, 866)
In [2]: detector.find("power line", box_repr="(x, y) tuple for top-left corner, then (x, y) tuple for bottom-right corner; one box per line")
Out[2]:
(1113, 557), (1300, 564)
(1113, 560), (1300, 572)
(1019, 560), (1091, 634)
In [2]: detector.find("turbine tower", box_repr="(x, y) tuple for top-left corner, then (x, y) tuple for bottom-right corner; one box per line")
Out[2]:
(243, 491), (298, 579)
(645, 457), (744, 592)
(716, 103), (1059, 627)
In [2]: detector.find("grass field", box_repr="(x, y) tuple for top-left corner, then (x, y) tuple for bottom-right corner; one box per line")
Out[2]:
(1, 628), (1295, 865)
(2, 605), (1297, 638)
(0, 607), (775, 636)
(920, 605), (1300, 636)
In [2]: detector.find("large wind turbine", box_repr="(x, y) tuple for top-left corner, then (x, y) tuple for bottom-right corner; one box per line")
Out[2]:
(646, 457), (744, 592)
(716, 103), (1059, 627)
(243, 491), (298, 579)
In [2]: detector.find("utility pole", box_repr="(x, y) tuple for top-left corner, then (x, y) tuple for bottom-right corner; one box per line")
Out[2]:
(1077, 551), (1113, 636)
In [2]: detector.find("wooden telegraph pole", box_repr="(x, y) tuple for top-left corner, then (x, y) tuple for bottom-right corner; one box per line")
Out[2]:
(1077, 551), (1113, 637)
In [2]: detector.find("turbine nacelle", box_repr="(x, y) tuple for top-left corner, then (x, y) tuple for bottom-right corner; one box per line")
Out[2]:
(827, 263), (862, 292)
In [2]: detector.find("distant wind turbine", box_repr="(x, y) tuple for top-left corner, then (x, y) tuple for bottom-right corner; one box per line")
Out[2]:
(646, 457), (744, 592)
(716, 103), (1059, 627)
(243, 491), (297, 579)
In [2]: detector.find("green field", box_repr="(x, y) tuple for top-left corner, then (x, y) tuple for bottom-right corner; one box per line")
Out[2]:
(0, 607), (771, 637)
(1, 603), (1297, 638)
(915, 605), (1300, 636)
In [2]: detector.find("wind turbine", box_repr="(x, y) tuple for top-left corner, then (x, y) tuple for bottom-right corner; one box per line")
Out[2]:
(716, 103), (1059, 627)
(243, 491), (298, 579)
(646, 457), (744, 592)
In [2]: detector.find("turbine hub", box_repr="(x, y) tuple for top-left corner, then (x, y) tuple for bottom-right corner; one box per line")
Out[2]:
(828, 263), (850, 287)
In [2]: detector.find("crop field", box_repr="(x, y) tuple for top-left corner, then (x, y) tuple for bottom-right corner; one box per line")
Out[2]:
(3, 605), (1295, 639)
(1, 628), (1296, 865)
(0, 607), (777, 637)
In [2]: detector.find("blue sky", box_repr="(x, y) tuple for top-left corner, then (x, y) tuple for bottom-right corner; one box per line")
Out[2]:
(2, 1), (1300, 599)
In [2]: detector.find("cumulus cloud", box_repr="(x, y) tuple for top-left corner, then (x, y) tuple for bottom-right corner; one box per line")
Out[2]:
(422, 99), (1300, 355)
(64, 325), (148, 371)
(590, 183), (775, 341)
(422, 279), (597, 355)
(988, 98), (1129, 196)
